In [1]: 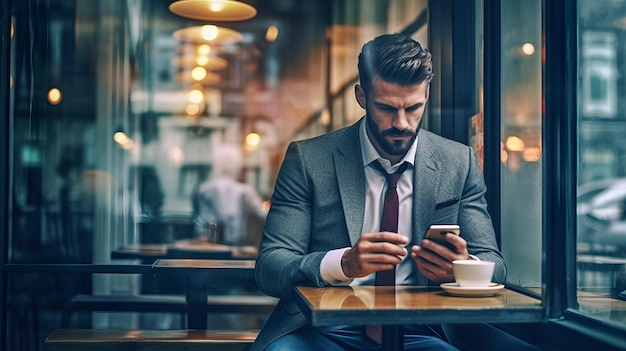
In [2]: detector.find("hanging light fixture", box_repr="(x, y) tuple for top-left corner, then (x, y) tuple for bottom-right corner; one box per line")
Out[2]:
(169, 0), (257, 21)
(175, 70), (222, 85)
(173, 25), (243, 45)
(171, 55), (228, 71)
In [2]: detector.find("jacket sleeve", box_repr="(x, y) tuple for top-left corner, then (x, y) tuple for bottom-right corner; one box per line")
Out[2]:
(255, 141), (329, 298)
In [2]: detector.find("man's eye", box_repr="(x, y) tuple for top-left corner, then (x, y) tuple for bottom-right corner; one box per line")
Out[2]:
(407, 105), (421, 112)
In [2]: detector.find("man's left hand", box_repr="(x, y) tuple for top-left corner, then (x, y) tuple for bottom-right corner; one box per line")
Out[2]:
(410, 233), (471, 283)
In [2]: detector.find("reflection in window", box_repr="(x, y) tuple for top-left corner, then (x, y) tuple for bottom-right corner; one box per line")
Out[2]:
(3, 1), (436, 348)
(577, 0), (626, 328)
(582, 31), (617, 118)
(499, 0), (543, 290)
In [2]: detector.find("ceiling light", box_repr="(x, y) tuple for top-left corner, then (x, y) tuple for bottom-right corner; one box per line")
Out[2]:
(186, 103), (202, 116)
(175, 70), (221, 85)
(196, 56), (210, 66)
(505, 135), (525, 152)
(245, 132), (261, 147)
(191, 66), (208, 80)
(114, 131), (135, 150)
(198, 44), (211, 55)
(522, 146), (541, 162)
(173, 25), (243, 45)
(265, 25), (279, 42)
(47, 87), (63, 105)
(521, 43), (535, 56)
(201, 25), (219, 41)
(171, 55), (228, 70)
(169, 0), (257, 21)
(188, 89), (204, 104)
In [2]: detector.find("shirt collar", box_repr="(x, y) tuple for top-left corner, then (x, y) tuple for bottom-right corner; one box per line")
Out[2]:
(359, 118), (417, 172)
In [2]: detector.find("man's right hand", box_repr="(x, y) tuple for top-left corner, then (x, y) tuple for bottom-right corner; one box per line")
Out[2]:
(340, 232), (408, 278)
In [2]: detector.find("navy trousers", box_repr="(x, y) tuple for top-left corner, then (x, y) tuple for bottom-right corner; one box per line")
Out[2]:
(264, 325), (460, 351)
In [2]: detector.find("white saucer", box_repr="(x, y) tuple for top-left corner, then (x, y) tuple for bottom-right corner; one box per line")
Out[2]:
(440, 282), (505, 297)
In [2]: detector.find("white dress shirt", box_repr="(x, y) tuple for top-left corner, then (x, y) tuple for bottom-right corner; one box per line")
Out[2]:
(320, 119), (418, 286)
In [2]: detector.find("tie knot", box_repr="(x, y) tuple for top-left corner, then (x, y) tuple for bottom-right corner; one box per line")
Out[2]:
(386, 172), (401, 188)
(372, 161), (408, 188)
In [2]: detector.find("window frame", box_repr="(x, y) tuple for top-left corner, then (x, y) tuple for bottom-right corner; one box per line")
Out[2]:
(0, 0), (11, 343)
(542, 0), (578, 318)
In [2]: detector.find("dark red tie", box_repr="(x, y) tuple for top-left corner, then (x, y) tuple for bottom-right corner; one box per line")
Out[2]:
(373, 161), (408, 286)
(367, 161), (408, 344)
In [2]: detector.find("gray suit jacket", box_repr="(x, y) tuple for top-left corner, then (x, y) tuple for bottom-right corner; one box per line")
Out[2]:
(252, 119), (506, 351)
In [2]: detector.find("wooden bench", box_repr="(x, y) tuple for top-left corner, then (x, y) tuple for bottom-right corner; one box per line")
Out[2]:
(45, 329), (258, 351)
(62, 293), (278, 328)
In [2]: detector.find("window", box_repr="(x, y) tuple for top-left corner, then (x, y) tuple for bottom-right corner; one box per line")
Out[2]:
(499, 0), (543, 290)
(577, 0), (626, 327)
(582, 31), (617, 118)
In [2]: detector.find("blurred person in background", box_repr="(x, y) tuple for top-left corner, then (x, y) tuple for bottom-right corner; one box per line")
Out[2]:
(192, 144), (268, 246)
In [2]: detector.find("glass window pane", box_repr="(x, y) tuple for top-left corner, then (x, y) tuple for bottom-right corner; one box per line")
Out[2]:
(577, 0), (626, 327)
(4, 1), (432, 349)
(499, 0), (543, 290)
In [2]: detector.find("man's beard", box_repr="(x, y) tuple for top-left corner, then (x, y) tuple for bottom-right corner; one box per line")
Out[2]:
(366, 112), (418, 156)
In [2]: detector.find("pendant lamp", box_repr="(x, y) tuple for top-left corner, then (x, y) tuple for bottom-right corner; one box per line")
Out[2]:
(169, 0), (257, 21)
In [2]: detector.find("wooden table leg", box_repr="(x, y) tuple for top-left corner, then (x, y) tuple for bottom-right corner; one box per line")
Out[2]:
(186, 276), (208, 329)
(382, 325), (402, 351)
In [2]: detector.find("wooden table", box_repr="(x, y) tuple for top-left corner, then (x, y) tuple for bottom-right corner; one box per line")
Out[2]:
(151, 259), (257, 329)
(111, 241), (258, 261)
(292, 285), (543, 351)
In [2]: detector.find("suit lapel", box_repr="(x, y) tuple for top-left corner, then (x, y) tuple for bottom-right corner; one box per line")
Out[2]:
(412, 130), (440, 242)
(334, 120), (366, 246)
(333, 125), (442, 246)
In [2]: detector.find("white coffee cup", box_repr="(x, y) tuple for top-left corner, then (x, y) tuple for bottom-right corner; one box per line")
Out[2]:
(452, 260), (495, 287)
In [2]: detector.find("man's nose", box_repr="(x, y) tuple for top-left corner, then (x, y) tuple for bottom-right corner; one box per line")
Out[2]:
(392, 111), (409, 130)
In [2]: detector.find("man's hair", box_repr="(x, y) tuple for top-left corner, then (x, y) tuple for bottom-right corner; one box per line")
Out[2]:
(357, 33), (433, 95)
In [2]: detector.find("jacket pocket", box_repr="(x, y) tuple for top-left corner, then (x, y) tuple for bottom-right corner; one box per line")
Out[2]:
(435, 197), (459, 210)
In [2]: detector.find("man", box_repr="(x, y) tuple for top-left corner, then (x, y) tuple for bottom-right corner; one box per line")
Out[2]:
(253, 33), (506, 351)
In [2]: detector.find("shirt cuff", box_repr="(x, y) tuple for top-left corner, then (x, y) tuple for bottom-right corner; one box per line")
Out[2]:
(320, 247), (353, 286)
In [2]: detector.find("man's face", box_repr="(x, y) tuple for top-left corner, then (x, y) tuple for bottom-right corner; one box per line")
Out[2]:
(356, 75), (430, 158)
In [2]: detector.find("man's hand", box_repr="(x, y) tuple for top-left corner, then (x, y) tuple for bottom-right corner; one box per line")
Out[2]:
(410, 233), (471, 283)
(341, 232), (408, 278)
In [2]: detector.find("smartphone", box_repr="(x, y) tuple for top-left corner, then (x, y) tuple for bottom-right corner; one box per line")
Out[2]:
(423, 224), (460, 245)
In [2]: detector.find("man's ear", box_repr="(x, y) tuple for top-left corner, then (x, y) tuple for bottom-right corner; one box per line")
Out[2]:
(354, 84), (366, 109)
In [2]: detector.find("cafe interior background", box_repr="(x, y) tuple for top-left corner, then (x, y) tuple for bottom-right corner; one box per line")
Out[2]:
(1, 0), (626, 350)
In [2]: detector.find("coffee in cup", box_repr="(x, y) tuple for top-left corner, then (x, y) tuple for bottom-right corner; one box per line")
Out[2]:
(452, 260), (495, 287)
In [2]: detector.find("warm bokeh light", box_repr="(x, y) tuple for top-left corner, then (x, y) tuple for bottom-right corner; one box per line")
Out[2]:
(113, 131), (128, 144)
(174, 25), (242, 46)
(245, 132), (261, 146)
(196, 55), (209, 66)
(320, 108), (330, 126)
(47, 87), (63, 105)
(266, 25), (279, 42)
(186, 103), (201, 116)
(522, 146), (541, 162)
(188, 89), (204, 104)
(191, 66), (207, 80)
(209, 0), (225, 12)
(521, 42), (535, 56)
(198, 44), (211, 55)
(113, 131), (134, 150)
(201, 25), (219, 41)
(501, 149), (509, 163)
(505, 135), (525, 152)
